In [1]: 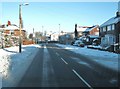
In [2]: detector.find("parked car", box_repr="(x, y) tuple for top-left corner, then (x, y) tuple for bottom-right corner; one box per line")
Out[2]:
(73, 40), (85, 47)
(92, 38), (100, 46)
(77, 41), (85, 47)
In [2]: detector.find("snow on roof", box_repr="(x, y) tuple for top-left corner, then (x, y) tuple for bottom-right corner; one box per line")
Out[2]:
(0, 28), (4, 30)
(100, 16), (120, 27)
(77, 26), (88, 32)
(5, 25), (19, 30)
(84, 25), (98, 32)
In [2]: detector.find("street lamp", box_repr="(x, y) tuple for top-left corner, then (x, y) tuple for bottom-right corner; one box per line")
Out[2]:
(19, 3), (29, 53)
(59, 24), (60, 36)
(58, 24), (60, 42)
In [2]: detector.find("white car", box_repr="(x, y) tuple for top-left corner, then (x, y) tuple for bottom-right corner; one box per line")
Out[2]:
(73, 40), (85, 47)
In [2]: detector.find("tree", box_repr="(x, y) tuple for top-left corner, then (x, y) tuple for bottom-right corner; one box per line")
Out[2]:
(74, 24), (78, 40)
(29, 33), (33, 39)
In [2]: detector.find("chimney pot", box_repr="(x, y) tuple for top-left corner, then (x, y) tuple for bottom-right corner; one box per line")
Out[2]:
(116, 11), (120, 17)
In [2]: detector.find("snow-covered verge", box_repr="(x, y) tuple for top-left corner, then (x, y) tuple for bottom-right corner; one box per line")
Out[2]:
(55, 44), (119, 72)
(0, 44), (40, 87)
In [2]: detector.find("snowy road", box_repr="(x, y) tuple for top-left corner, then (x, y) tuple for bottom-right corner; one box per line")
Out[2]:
(16, 44), (119, 87)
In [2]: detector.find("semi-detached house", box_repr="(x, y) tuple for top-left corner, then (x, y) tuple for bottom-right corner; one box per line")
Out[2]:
(99, 11), (120, 51)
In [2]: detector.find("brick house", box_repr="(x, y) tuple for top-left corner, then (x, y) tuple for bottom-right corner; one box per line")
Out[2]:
(81, 25), (100, 45)
(77, 26), (89, 37)
(99, 11), (120, 51)
(83, 25), (99, 36)
(0, 24), (27, 47)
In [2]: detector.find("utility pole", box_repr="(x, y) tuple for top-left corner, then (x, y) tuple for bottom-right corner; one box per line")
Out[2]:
(32, 28), (34, 44)
(19, 3), (29, 53)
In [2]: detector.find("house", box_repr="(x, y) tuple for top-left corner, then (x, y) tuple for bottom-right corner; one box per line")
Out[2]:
(82, 25), (99, 36)
(99, 11), (120, 51)
(59, 32), (74, 44)
(80, 25), (100, 45)
(77, 26), (89, 37)
(0, 23), (27, 47)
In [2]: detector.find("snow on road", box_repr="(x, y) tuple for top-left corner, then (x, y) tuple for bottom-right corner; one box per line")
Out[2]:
(55, 44), (119, 72)
(0, 44), (41, 87)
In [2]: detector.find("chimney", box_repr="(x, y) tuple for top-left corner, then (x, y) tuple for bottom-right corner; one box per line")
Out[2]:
(7, 20), (11, 26)
(116, 11), (120, 17)
(116, 1), (120, 17)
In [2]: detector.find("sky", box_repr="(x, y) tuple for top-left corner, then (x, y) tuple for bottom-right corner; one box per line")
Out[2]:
(0, 1), (119, 34)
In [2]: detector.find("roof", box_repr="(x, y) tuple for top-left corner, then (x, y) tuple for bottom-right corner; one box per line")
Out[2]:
(5, 25), (19, 30)
(100, 16), (120, 27)
(85, 25), (98, 32)
(83, 25), (98, 32)
(0, 24), (19, 30)
(77, 26), (88, 32)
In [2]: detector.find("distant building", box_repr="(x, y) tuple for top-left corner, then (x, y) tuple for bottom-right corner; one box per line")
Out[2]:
(59, 32), (74, 44)
(50, 32), (59, 41)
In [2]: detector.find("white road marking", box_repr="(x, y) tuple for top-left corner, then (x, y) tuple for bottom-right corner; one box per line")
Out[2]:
(72, 69), (93, 89)
(61, 58), (68, 65)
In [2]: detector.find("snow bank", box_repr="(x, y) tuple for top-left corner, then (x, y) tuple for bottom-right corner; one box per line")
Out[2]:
(0, 44), (40, 87)
(56, 44), (119, 72)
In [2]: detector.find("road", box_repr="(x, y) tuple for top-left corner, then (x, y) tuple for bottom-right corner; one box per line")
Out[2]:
(17, 43), (119, 88)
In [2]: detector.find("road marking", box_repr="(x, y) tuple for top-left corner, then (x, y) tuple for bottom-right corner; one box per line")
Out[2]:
(61, 58), (68, 65)
(56, 52), (59, 56)
(72, 69), (93, 89)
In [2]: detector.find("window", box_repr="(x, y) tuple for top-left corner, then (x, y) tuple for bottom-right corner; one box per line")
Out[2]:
(107, 25), (111, 31)
(111, 24), (115, 30)
(100, 28), (103, 32)
(103, 27), (106, 32)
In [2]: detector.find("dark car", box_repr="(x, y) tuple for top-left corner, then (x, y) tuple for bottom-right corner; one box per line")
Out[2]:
(77, 41), (85, 47)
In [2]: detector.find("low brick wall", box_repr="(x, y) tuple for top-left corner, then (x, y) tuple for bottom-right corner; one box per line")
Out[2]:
(23, 40), (35, 45)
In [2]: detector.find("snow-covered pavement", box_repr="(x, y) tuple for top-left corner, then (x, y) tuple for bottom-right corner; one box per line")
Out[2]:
(55, 44), (119, 73)
(0, 44), (41, 87)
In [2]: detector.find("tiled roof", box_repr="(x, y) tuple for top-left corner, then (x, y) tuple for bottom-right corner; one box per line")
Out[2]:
(84, 25), (98, 32)
(100, 16), (120, 27)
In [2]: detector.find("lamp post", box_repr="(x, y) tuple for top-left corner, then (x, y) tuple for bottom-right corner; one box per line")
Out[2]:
(19, 3), (29, 53)
(58, 24), (60, 42)
(59, 24), (60, 35)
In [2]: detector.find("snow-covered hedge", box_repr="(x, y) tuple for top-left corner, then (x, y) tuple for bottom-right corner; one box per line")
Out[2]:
(1, 45), (40, 87)
(0, 54), (11, 77)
